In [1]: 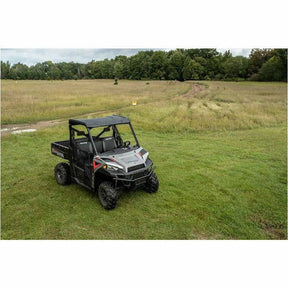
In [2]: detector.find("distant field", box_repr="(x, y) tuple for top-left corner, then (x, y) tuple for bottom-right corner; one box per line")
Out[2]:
(1, 79), (190, 124)
(1, 80), (286, 132)
(1, 80), (287, 239)
(124, 81), (287, 132)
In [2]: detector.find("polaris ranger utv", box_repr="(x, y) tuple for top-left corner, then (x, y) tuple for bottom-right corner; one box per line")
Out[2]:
(51, 115), (159, 210)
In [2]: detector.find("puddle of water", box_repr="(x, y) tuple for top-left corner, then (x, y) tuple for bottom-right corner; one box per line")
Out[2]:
(11, 129), (37, 135)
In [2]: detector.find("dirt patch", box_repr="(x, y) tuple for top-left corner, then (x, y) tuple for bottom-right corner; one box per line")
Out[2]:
(1, 119), (64, 137)
(252, 215), (286, 239)
(1, 110), (110, 137)
(181, 83), (206, 98)
(12, 129), (37, 135)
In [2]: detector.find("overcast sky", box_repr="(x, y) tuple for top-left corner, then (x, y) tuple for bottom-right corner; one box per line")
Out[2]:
(0, 48), (252, 66)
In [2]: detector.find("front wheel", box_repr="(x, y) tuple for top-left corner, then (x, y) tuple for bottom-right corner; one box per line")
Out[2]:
(98, 181), (118, 210)
(145, 171), (159, 193)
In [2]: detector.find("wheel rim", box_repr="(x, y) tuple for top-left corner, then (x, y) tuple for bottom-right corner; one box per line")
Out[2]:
(56, 169), (64, 181)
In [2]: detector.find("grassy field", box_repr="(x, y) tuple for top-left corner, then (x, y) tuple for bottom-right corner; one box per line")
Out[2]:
(1, 80), (287, 239)
(1, 80), (190, 124)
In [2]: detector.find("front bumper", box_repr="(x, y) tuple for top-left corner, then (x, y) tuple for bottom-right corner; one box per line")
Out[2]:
(113, 166), (155, 189)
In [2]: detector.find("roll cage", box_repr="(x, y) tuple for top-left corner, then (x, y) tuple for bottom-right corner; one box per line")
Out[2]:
(69, 115), (140, 155)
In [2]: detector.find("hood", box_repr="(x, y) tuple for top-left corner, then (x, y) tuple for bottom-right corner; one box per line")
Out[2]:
(102, 147), (148, 173)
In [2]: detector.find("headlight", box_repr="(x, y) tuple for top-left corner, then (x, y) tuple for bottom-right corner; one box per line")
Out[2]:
(105, 162), (124, 173)
(107, 164), (119, 172)
(143, 152), (149, 162)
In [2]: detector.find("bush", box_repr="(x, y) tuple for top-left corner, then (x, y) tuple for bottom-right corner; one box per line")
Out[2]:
(258, 56), (286, 81)
(249, 73), (260, 81)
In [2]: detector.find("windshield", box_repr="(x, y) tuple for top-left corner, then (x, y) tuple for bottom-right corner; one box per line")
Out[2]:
(89, 123), (139, 154)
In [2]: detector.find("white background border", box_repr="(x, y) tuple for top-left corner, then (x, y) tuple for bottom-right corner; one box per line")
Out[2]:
(1, 1), (287, 287)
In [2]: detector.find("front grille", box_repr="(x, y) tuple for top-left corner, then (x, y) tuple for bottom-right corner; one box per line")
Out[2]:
(128, 164), (145, 172)
(131, 171), (146, 180)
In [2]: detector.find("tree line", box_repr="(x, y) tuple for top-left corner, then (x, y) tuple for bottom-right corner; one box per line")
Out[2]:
(1, 49), (287, 82)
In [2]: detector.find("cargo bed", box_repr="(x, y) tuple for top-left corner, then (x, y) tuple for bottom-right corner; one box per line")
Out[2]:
(51, 140), (70, 160)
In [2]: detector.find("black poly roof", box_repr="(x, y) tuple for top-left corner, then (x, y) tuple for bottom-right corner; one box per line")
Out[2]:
(69, 115), (130, 128)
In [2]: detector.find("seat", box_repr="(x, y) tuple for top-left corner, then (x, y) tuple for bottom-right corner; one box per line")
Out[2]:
(102, 137), (116, 152)
(94, 140), (103, 154)
(77, 141), (93, 153)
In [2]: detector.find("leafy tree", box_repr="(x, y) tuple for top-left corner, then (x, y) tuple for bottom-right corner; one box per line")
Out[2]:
(185, 48), (219, 59)
(1, 61), (11, 79)
(57, 62), (74, 79)
(114, 61), (124, 79)
(248, 49), (273, 77)
(86, 60), (96, 79)
(39, 61), (61, 80)
(258, 55), (286, 81)
(223, 50), (233, 60)
(223, 56), (249, 80)
(272, 49), (287, 81)
(128, 51), (153, 79)
(182, 58), (204, 80)
(9, 63), (29, 79)
(150, 51), (168, 79)
(185, 49), (222, 79)
(101, 59), (114, 78)
(28, 63), (44, 79)
(92, 61), (103, 78)
(113, 55), (128, 79)
(77, 64), (86, 79)
(2, 48), (285, 82)
(168, 50), (185, 81)
(194, 57), (207, 79)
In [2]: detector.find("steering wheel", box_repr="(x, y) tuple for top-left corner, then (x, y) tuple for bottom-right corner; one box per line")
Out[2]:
(115, 135), (123, 147)
(123, 140), (131, 147)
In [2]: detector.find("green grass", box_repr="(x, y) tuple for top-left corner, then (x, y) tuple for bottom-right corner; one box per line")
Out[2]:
(1, 125), (286, 239)
(1, 80), (287, 239)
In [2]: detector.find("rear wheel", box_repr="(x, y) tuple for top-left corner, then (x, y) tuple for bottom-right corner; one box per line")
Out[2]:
(54, 162), (71, 185)
(145, 171), (159, 193)
(98, 181), (118, 210)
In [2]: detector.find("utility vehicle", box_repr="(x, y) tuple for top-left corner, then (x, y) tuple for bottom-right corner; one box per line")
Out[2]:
(51, 115), (159, 210)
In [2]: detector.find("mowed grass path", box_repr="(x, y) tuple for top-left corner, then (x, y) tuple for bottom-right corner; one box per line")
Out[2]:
(1, 80), (287, 239)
